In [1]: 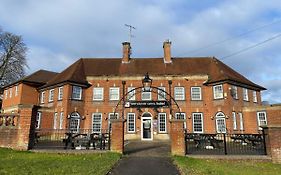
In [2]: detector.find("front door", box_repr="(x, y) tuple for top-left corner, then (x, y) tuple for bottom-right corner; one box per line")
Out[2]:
(141, 116), (153, 141)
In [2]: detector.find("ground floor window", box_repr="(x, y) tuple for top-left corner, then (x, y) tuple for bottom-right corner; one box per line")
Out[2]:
(70, 112), (80, 133)
(53, 112), (58, 129)
(215, 112), (226, 133)
(108, 113), (118, 130)
(257, 111), (267, 130)
(36, 112), (41, 129)
(59, 112), (64, 129)
(127, 113), (135, 133)
(158, 113), (166, 133)
(92, 113), (102, 133)
(232, 112), (237, 130)
(239, 113), (244, 131)
(193, 113), (203, 133)
(175, 112), (186, 129)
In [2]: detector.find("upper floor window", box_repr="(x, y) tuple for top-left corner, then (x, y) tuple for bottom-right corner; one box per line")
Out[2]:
(191, 87), (202, 100)
(127, 87), (136, 101)
(49, 89), (54, 102)
(109, 87), (119, 100)
(158, 87), (166, 100)
(142, 88), (151, 101)
(213, 85), (223, 99)
(93, 87), (104, 101)
(9, 88), (12, 98)
(257, 112), (267, 130)
(5, 89), (8, 99)
(253, 91), (257, 103)
(15, 85), (18, 96)
(72, 86), (82, 100)
(58, 86), (63, 100)
(40, 91), (45, 104)
(174, 87), (185, 100)
(243, 88), (248, 101)
(231, 86), (238, 99)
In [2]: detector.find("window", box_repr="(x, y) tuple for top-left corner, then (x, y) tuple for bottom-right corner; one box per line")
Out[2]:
(174, 87), (185, 100)
(158, 113), (167, 133)
(15, 85), (18, 96)
(92, 113), (102, 133)
(70, 112), (80, 133)
(127, 87), (136, 100)
(72, 86), (82, 100)
(49, 89), (54, 102)
(142, 88), (151, 100)
(5, 90), (8, 99)
(239, 113), (244, 130)
(191, 87), (202, 100)
(232, 112), (237, 130)
(9, 88), (12, 98)
(35, 112), (41, 129)
(231, 86), (238, 99)
(213, 85), (223, 99)
(253, 91), (257, 103)
(127, 113), (135, 132)
(109, 87), (119, 100)
(108, 113), (119, 130)
(243, 88), (248, 101)
(175, 112), (186, 129)
(158, 87), (166, 100)
(215, 112), (226, 133)
(257, 112), (267, 130)
(58, 86), (63, 100)
(40, 91), (45, 104)
(93, 87), (104, 101)
(59, 112), (64, 129)
(193, 113), (203, 133)
(53, 112), (58, 129)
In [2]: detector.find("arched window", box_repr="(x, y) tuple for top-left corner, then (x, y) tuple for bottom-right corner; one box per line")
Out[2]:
(215, 112), (226, 133)
(69, 112), (80, 133)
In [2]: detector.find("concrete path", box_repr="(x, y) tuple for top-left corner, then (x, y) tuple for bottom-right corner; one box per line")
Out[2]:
(107, 141), (180, 175)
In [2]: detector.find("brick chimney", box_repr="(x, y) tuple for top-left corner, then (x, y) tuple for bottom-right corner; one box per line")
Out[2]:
(163, 40), (172, 63)
(122, 42), (131, 63)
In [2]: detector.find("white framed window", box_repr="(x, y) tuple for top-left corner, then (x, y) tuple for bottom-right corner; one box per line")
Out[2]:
(59, 112), (64, 129)
(243, 88), (248, 101)
(109, 87), (119, 101)
(49, 89), (54, 102)
(193, 113), (203, 133)
(158, 113), (167, 133)
(127, 113), (135, 133)
(175, 112), (186, 129)
(93, 87), (104, 101)
(53, 112), (58, 129)
(92, 113), (102, 133)
(9, 88), (12, 98)
(5, 89), (8, 99)
(174, 87), (185, 100)
(35, 112), (41, 129)
(58, 86), (63, 100)
(215, 112), (226, 133)
(257, 112), (267, 130)
(40, 91), (45, 104)
(72, 86), (82, 100)
(253, 91), (257, 103)
(239, 112), (244, 130)
(232, 112), (237, 130)
(213, 85), (223, 99)
(158, 87), (166, 100)
(15, 85), (18, 96)
(127, 87), (136, 101)
(191, 87), (202, 100)
(108, 113), (119, 130)
(142, 88), (151, 100)
(70, 112), (80, 133)
(231, 86), (238, 99)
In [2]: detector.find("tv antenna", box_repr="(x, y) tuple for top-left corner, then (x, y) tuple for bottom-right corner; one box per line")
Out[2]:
(125, 24), (136, 43)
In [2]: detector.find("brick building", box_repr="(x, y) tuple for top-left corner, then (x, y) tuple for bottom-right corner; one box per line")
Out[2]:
(1, 41), (271, 141)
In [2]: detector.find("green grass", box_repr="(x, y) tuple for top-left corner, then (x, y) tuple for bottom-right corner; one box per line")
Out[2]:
(174, 156), (281, 175)
(0, 148), (121, 175)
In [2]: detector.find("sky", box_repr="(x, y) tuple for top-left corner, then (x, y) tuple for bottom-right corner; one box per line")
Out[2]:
(0, 0), (280, 103)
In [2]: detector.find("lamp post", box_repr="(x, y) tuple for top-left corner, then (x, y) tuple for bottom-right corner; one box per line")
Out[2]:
(142, 72), (152, 92)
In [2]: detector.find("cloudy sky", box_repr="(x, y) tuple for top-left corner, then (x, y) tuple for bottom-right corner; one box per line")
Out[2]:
(0, 0), (280, 103)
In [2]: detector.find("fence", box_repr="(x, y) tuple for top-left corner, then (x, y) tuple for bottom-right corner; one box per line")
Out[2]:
(185, 132), (266, 155)
(32, 129), (110, 150)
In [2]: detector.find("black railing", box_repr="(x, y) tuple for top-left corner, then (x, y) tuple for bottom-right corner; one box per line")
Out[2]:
(185, 132), (266, 155)
(32, 129), (110, 150)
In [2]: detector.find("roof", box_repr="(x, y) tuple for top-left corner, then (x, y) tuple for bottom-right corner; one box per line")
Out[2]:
(41, 57), (266, 90)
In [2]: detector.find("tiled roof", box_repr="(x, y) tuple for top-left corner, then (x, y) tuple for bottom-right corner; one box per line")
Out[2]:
(41, 57), (265, 90)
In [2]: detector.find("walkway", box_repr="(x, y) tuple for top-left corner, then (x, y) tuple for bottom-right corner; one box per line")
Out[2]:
(107, 141), (180, 175)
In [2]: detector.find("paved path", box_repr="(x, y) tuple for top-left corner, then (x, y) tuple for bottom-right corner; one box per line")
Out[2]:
(108, 141), (180, 175)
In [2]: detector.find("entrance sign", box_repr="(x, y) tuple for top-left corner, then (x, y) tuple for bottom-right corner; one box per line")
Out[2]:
(125, 101), (170, 108)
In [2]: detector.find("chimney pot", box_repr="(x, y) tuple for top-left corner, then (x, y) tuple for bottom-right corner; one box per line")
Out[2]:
(122, 42), (131, 63)
(163, 40), (172, 63)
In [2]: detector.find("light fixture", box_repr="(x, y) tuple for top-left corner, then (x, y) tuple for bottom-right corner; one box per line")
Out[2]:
(142, 72), (152, 92)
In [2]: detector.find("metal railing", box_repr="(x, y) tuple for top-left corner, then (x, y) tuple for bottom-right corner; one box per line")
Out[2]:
(185, 131), (266, 155)
(32, 129), (110, 150)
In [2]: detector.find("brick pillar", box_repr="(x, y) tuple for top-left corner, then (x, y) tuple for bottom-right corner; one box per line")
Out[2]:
(170, 119), (185, 156)
(263, 125), (281, 164)
(110, 119), (125, 154)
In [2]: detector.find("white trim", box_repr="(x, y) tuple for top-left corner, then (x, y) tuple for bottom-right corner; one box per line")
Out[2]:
(141, 113), (153, 141)
(231, 86), (238, 99)
(59, 112), (64, 129)
(127, 87), (136, 100)
(175, 112), (186, 129)
(239, 112), (244, 130)
(72, 86), (82, 100)
(243, 88), (249, 101)
(253, 91), (257, 103)
(174, 87), (185, 100)
(232, 112), (237, 130)
(215, 112), (226, 133)
(58, 86), (63, 100)
(213, 84), (223, 99)
(93, 87), (104, 101)
(53, 112), (58, 129)
(69, 112), (80, 133)
(49, 89), (54, 102)
(127, 113), (136, 133)
(36, 112), (41, 129)
(158, 87), (166, 100)
(257, 111), (267, 130)
(15, 85), (18, 96)
(158, 113), (167, 133)
(40, 91), (45, 104)
(141, 88), (152, 101)
(191, 87), (202, 100)
(192, 113), (203, 133)
(92, 113), (102, 133)
(109, 87), (120, 101)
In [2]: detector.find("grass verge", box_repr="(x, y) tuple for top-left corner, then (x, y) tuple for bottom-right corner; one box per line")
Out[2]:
(0, 148), (121, 175)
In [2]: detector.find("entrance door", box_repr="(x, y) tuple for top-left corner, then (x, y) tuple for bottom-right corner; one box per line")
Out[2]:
(141, 114), (153, 141)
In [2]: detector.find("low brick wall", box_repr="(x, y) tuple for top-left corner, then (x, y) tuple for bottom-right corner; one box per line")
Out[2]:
(0, 128), (18, 148)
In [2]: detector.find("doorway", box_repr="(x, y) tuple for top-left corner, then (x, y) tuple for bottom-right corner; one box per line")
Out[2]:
(141, 113), (153, 141)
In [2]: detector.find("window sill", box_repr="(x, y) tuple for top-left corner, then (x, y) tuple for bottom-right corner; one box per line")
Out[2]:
(191, 99), (203, 101)
(158, 132), (167, 134)
(127, 131), (136, 134)
(71, 99), (83, 101)
(93, 100), (104, 102)
(213, 98), (224, 100)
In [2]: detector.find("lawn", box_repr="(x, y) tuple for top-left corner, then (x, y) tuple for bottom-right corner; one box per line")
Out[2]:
(0, 148), (121, 175)
(174, 156), (281, 175)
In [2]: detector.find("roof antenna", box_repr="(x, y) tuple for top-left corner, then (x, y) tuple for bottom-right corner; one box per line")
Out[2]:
(125, 24), (136, 43)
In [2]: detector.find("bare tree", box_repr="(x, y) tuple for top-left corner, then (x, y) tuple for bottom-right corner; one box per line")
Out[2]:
(0, 29), (28, 87)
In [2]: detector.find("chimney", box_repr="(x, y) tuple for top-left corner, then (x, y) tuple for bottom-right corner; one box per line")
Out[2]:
(163, 40), (172, 63)
(122, 42), (131, 63)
